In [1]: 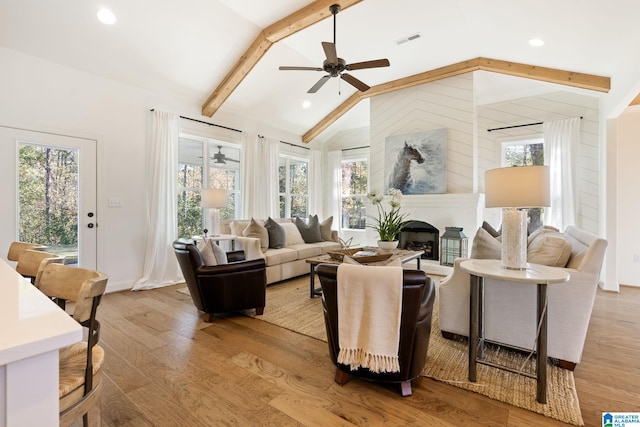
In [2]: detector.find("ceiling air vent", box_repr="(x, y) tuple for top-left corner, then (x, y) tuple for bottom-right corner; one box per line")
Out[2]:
(395, 33), (422, 45)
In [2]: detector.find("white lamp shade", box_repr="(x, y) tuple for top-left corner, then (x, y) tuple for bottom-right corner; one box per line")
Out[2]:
(485, 165), (550, 208)
(201, 189), (227, 209)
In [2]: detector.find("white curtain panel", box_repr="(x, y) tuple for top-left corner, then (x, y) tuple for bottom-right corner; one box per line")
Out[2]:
(327, 150), (342, 232)
(308, 149), (323, 216)
(543, 117), (580, 230)
(133, 110), (183, 290)
(241, 132), (279, 219)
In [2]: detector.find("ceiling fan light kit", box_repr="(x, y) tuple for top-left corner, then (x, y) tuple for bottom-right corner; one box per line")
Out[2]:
(278, 3), (390, 94)
(212, 146), (239, 164)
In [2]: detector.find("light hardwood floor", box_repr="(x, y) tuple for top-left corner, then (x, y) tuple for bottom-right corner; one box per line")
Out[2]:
(88, 282), (640, 427)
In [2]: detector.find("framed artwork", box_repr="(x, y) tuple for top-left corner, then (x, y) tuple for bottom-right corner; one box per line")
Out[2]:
(384, 128), (447, 194)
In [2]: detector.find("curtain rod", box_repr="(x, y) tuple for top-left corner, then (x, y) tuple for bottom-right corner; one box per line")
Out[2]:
(280, 140), (310, 150)
(342, 145), (370, 151)
(149, 109), (242, 133)
(150, 109), (306, 149)
(487, 116), (583, 132)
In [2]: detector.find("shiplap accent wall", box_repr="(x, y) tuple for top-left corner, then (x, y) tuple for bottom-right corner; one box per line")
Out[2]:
(322, 73), (602, 246)
(477, 91), (601, 234)
(370, 74), (475, 194)
(364, 74), (481, 246)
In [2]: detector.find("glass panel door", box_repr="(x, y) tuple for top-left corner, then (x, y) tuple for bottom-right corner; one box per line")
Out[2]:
(0, 126), (97, 269)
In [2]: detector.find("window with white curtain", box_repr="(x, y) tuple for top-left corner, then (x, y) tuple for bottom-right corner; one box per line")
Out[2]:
(278, 154), (308, 218)
(177, 135), (240, 238)
(341, 157), (368, 230)
(501, 137), (544, 167)
(501, 136), (544, 230)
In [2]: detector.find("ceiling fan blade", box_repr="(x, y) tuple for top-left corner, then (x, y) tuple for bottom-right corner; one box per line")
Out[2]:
(279, 66), (323, 71)
(341, 73), (370, 92)
(346, 58), (390, 71)
(308, 75), (331, 93)
(322, 41), (338, 64)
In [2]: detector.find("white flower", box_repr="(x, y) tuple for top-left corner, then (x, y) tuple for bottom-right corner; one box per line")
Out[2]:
(367, 190), (383, 204)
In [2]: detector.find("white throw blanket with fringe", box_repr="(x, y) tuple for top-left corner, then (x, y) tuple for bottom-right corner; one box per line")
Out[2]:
(336, 263), (403, 373)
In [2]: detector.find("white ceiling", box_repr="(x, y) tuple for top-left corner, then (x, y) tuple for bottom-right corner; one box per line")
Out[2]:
(2, 0), (640, 144)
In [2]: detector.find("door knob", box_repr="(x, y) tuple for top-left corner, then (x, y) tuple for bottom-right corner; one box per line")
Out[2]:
(88, 223), (94, 228)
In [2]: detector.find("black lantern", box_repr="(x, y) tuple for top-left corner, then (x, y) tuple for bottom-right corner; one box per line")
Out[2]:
(440, 227), (468, 266)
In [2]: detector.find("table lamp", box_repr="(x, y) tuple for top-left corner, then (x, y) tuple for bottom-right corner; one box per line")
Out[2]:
(201, 189), (227, 237)
(485, 165), (550, 270)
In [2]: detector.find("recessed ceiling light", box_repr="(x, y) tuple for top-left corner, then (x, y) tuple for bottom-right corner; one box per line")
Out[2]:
(97, 8), (116, 25)
(302, 100), (311, 109)
(529, 38), (544, 47)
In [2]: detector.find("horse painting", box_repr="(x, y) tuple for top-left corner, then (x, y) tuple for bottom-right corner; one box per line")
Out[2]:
(384, 129), (447, 194)
(388, 142), (425, 193)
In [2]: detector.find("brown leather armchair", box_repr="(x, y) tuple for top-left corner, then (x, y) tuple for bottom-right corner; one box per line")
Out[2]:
(315, 263), (435, 397)
(173, 239), (266, 322)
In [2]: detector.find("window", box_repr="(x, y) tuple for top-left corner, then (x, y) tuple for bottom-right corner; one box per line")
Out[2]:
(501, 137), (544, 230)
(341, 158), (368, 229)
(177, 136), (240, 238)
(502, 137), (543, 167)
(278, 155), (308, 218)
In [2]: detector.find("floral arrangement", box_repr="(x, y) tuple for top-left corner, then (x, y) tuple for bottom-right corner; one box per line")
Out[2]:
(367, 189), (412, 242)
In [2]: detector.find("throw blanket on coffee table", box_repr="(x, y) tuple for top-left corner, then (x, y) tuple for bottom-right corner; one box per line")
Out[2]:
(336, 263), (403, 373)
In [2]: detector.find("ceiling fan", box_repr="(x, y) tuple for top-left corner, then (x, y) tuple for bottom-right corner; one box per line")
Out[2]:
(278, 4), (390, 94)
(212, 146), (239, 164)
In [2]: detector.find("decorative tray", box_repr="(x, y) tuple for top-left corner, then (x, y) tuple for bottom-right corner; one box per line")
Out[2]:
(327, 248), (393, 263)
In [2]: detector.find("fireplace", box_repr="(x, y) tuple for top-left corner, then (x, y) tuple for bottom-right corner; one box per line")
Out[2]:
(398, 221), (440, 261)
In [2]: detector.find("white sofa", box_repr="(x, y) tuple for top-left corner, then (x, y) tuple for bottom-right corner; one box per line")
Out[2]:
(219, 218), (342, 285)
(438, 225), (607, 370)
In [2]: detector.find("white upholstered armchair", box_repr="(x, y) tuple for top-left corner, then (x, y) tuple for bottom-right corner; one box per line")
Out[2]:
(438, 225), (607, 370)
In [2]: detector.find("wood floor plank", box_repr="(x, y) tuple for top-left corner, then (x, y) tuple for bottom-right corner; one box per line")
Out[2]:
(93, 280), (640, 426)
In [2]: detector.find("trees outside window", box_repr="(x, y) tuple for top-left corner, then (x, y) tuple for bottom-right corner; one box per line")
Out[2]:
(278, 156), (308, 218)
(502, 137), (544, 230)
(18, 144), (79, 248)
(341, 158), (368, 229)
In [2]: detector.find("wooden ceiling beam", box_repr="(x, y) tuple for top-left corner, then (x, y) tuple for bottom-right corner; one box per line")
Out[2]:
(303, 57), (611, 143)
(303, 59), (482, 143)
(202, 0), (363, 117)
(629, 92), (640, 106)
(477, 57), (611, 93)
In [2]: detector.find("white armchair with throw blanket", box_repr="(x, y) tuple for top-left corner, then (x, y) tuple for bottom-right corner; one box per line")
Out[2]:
(438, 225), (607, 370)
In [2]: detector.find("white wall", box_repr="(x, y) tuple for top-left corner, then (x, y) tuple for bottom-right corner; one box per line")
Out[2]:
(614, 106), (640, 286)
(0, 47), (299, 292)
(477, 90), (601, 235)
(367, 74), (478, 245)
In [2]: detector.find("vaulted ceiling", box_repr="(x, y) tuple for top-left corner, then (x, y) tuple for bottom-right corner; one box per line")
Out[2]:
(2, 0), (639, 144)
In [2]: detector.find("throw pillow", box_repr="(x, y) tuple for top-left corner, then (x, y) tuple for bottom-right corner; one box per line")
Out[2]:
(482, 221), (501, 238)
(295, 216), (322, 243)
(198, 240), (217, 265)
(230, 220), (251, 236)
(264, 217), (286, 249)
(470, 227), (501, 259)
(319, 216), (334, 241)
(527, 225), (560, 246)
(527, 232), (572, 267)
(243, 218), (269, 252)
(199, 239), (228, 266)
(280, 222), (305, 246)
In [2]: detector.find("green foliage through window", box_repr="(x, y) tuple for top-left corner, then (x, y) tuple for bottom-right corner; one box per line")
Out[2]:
(502, 138), (544, 231)
(18, 144), (79, 245)
(279, 156), (308, 218)
(341, 159), (368, 229)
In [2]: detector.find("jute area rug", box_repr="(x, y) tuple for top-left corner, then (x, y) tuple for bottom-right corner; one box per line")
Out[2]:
(178, 276), (583, 425)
